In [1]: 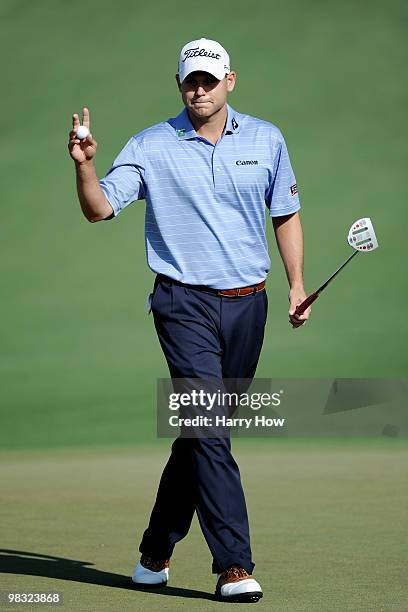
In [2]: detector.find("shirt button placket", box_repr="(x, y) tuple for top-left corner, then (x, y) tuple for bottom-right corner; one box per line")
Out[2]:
(213, 146), (222, 193)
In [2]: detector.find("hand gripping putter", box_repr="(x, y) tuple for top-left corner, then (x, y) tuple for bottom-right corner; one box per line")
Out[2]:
(295, 217), (379, 316)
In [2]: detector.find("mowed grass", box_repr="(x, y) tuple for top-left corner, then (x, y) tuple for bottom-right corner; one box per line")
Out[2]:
(1, 441), (407, 612)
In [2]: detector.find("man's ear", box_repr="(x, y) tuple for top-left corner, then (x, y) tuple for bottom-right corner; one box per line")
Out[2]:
(175, 74), (182, 91)
(226, 71), (236, 93)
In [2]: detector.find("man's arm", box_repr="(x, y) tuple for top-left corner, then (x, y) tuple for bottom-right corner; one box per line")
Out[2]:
(272, 212), (311, 328)
(68, 107), (114, 223)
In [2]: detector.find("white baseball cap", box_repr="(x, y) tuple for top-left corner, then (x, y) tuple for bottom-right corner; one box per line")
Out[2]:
(178, 38), (230, 82)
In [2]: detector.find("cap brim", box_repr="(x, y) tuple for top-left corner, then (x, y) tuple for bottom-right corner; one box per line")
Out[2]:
(181, 69), (224, 82)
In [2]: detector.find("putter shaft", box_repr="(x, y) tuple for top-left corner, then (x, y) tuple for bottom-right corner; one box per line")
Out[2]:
(295, 250), (359, 316)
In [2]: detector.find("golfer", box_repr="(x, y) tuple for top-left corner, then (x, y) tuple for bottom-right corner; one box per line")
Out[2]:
(68, 38), (310, 603)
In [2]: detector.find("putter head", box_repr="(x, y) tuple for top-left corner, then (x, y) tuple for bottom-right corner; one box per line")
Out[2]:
(347, 217), (378, 252)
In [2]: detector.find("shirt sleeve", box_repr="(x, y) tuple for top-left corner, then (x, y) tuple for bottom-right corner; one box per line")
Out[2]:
(265, 132), (301, 217)
(99, 137), (146, 217)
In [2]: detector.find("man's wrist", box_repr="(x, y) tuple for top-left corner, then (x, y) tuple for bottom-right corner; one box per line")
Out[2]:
(75, 158), (94, 168)
(289, 280), (305, 290)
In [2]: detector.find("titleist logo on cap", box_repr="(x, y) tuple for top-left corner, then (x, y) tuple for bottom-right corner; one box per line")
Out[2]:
(182, 47), (221, 63)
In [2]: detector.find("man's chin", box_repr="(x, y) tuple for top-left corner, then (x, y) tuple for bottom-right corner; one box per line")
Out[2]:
(190, 106), (212, 117)
(189, 106), (222, 123)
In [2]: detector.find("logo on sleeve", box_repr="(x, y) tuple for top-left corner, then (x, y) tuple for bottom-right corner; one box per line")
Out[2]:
(290, 184), (298, 196)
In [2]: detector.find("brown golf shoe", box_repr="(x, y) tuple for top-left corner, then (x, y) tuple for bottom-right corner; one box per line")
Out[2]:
(215, 564), (263, 603)
(132, 555), (170, 587)
(140, 555), (170, 572)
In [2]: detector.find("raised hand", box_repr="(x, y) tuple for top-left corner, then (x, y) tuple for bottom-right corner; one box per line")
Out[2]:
(68, 107), (97, 163)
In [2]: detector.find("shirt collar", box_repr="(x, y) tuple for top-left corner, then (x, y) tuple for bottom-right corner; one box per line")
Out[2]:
(172, 104), (241, 140)
(172, 107), (196, 139)
(225, 105), (241, 134)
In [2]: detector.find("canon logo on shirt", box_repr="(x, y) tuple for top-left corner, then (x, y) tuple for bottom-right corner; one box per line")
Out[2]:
(182, 47), (221, 62)
(236, 160), (259, 166)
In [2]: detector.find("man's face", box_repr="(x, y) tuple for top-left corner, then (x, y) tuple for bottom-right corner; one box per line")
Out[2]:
(176, 71), (236, 120)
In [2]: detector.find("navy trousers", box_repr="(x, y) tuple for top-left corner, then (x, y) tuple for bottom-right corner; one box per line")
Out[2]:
(139, 275), (268, 574)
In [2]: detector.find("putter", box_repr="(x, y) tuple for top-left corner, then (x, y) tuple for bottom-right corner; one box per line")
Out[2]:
(295, 217), (379, 316)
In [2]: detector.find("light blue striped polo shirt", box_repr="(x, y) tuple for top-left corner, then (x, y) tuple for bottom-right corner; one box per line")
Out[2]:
(99, 104), (300, 289)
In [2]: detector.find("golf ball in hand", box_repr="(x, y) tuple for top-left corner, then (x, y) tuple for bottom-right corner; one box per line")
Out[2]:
(76, 125), (90, 140)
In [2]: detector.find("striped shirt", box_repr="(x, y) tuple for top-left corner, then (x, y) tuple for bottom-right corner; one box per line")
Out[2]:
(99, 104), (300, 289)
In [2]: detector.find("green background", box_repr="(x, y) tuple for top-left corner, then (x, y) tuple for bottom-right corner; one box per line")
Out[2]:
(1, 0), (406, 450)
(0, 1), (406, 610)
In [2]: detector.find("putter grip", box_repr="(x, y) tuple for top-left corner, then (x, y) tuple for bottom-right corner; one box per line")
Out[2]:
(295, 292), (319, 315)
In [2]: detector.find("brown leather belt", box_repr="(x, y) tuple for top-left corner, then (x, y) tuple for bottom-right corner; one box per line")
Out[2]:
(217, 281), (265, 297)
(156, 275), (265, 298)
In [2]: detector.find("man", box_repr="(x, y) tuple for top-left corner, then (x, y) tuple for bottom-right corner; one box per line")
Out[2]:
(68, 38), (310, 603)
